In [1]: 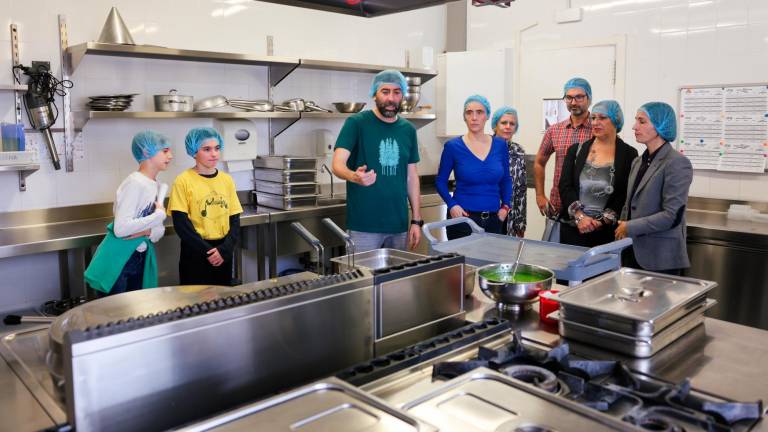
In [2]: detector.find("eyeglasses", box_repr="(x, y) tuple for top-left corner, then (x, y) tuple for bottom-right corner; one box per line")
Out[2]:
(564, 94), (587, 102)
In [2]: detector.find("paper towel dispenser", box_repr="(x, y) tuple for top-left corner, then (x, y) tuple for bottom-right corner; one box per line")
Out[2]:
(214, 119), (258, 162)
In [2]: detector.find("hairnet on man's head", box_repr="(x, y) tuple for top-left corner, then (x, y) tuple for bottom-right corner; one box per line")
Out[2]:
(369, 69), (408, 98)
(491, 106), (519, 131)
(184, 127), (224, 157)
(563, 77), (592, 100)
(592, 100), (624, 132)
(131, 130), (171, 163)
(639, 102), (677, 142)
(463, 94), (491, 118)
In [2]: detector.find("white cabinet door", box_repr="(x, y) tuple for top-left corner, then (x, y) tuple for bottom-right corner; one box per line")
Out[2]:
(437, 50), (511, 137)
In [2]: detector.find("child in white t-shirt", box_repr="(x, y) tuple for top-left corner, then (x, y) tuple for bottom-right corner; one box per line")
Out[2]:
(89, 130), (173, 295)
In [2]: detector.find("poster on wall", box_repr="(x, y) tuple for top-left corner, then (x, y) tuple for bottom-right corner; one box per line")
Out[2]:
(678, 84), (768, 173)
(543, 98), (570, 132)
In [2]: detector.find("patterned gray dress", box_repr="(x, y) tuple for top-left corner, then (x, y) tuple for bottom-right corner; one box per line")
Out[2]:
(506, 141), (527, 236)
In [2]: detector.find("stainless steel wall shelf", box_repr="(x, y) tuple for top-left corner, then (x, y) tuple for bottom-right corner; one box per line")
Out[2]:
(0, 84), (27, 91)
(0, 164), (40, 191)
(65, 42), (301, 86)
(298, 59), (437, 83)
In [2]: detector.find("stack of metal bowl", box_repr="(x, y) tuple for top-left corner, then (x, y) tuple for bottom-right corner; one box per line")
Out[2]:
(86, 93), (138, 111)
(476, 262), (554, 311)
(401, 76), (421, 113)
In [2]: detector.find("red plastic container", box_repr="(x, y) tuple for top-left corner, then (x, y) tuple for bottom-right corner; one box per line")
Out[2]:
(539, 289), (560, 325)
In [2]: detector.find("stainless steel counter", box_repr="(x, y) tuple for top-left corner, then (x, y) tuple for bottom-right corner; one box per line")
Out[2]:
(464, 286), (768, 406)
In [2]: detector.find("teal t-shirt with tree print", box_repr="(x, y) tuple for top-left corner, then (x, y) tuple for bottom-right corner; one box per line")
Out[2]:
(335, 110), (419, 233)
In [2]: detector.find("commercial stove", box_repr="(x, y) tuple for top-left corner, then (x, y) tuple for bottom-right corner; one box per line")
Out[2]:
(352, 328), (764, 432)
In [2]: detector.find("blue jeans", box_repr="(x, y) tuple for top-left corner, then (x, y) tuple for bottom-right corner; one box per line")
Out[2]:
(101, 250), (146, 297)
(349, 230), (408, 253)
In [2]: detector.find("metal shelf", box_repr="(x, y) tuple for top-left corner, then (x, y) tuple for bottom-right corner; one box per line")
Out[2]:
(300, 111), (436, 127)
(0, 84), (27, 91)
(298, 59), (437, 83)
(64, 42), (438, 85)
(72, 110), (299, 128)
(0, 163), (40, 191)
(65, 42), (300, 86)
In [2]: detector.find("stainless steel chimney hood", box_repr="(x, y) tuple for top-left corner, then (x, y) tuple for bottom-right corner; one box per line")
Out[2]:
(255, 0), (463, 18)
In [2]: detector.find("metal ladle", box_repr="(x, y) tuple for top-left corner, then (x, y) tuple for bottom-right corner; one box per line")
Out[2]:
(510, 241), (525, 281)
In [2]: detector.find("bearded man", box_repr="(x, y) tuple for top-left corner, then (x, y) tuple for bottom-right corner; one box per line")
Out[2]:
(331, 69), (423, 252)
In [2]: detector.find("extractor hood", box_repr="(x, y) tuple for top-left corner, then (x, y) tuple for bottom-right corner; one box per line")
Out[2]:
(255, 0), (464, 18)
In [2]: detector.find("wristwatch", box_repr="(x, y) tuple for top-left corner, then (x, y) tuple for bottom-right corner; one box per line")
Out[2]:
(410, 219), (424, 227)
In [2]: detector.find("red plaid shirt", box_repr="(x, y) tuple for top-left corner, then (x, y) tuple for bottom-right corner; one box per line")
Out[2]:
(537, 115), (593, 213)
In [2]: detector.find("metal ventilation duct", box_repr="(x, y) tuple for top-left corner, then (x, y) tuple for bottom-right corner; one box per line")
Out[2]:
(255, 0), (463, 18)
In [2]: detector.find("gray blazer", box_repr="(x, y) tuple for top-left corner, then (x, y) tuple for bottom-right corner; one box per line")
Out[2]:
(620, 143), (693, 271)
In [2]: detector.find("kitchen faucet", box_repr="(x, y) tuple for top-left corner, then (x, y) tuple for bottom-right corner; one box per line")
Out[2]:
(321, 163), (333, 198)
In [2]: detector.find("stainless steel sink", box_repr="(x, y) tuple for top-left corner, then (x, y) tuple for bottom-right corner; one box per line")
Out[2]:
(317, 197), (346, 206)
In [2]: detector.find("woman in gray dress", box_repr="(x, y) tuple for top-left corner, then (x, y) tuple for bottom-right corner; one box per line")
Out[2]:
(492, 106), (527, 237)
(559, 100), (638, 247)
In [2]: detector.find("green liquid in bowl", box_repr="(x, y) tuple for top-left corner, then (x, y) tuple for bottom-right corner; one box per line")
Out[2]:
(478, 269), (545, 283)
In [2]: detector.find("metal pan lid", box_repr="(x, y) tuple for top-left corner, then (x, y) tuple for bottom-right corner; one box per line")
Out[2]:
(555, 268), (717, 323)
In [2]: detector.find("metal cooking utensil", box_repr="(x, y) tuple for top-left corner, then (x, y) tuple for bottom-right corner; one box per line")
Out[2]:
(304, 101), (332, 113)
(510, 240), (525, 278)
(332, 102), (366, 113)
(194, 95), (228, 111)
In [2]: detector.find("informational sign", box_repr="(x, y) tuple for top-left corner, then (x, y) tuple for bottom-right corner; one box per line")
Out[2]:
(543, 98), (569, 132)
(678, 84), (768, 173)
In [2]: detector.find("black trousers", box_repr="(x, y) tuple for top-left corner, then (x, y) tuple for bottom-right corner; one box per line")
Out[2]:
(559, 222), (616, 248)
(446, 210), (505, 240)
(179, 238), (233, 286)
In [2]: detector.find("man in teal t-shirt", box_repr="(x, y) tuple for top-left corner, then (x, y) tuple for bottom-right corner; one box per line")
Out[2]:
(332, 69), (423, 253)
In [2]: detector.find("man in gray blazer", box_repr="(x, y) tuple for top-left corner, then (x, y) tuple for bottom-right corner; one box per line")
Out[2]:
(615, 102), (693, 275)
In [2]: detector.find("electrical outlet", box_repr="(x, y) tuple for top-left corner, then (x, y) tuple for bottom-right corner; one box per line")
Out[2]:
(30, 61), (51, 74)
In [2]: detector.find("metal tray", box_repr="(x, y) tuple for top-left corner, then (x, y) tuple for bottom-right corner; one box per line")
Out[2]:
(253, 168), (317, 183)
(554, 299), (715, 358)
(253, 155), (320, 170)
(254, 180), (319, 196)
(174, 377), (435, 431)
(256, 191), (318, 210)
(423, 217), (632, 283)
(331, 248), (427, 272)
(554, 268), (717, 337)
(401, 367), (631, 431)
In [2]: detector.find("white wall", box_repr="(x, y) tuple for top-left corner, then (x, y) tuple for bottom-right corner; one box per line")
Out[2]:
(0, 0), (447, 313)
(0, 0), (447, 212)
(467, 0), (768, 236)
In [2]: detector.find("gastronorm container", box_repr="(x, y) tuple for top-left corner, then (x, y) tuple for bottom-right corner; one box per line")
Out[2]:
(252, 155), (320, 170)
(554, 268), (716, 338)
(253, 168), (317, 183)
(554, 299), (716, 358)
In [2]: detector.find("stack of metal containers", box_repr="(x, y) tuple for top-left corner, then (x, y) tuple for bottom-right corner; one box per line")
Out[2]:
(553, 268), (717, 358)
(252, 155), (321, 209)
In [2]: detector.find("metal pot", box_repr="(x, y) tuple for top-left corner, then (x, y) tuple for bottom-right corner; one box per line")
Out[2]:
(477, 263), (553, 310)
(154, 89), (193, 112)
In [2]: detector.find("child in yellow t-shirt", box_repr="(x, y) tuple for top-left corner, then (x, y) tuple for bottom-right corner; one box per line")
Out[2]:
(168, 128), (243, 285)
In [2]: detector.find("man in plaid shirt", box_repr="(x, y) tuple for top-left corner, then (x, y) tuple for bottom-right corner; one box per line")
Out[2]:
(534, 77), (594, 218)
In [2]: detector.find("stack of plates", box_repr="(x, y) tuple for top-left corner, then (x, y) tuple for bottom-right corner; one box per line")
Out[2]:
(86, 94), (138, 111)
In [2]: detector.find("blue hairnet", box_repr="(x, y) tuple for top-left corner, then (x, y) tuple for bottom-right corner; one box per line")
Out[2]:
(639, 102), (677, 142)
(131, 130), (170, 163)
(369, 69), (408, 97)
(184, 127), (224, 157)
(491, 106), (519, 131)
(563, 77), (592, 100)
(463, 94), (491, 118)
(592, 100), (624, 132)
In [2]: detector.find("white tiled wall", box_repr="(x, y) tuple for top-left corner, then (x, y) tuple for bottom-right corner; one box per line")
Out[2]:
(0, 0), (445, 211)
(467, 0), (768, 199)
(467, 0), (768, 237)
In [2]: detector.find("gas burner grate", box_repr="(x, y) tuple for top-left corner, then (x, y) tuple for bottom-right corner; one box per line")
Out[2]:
(431, 330), (764, 431)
